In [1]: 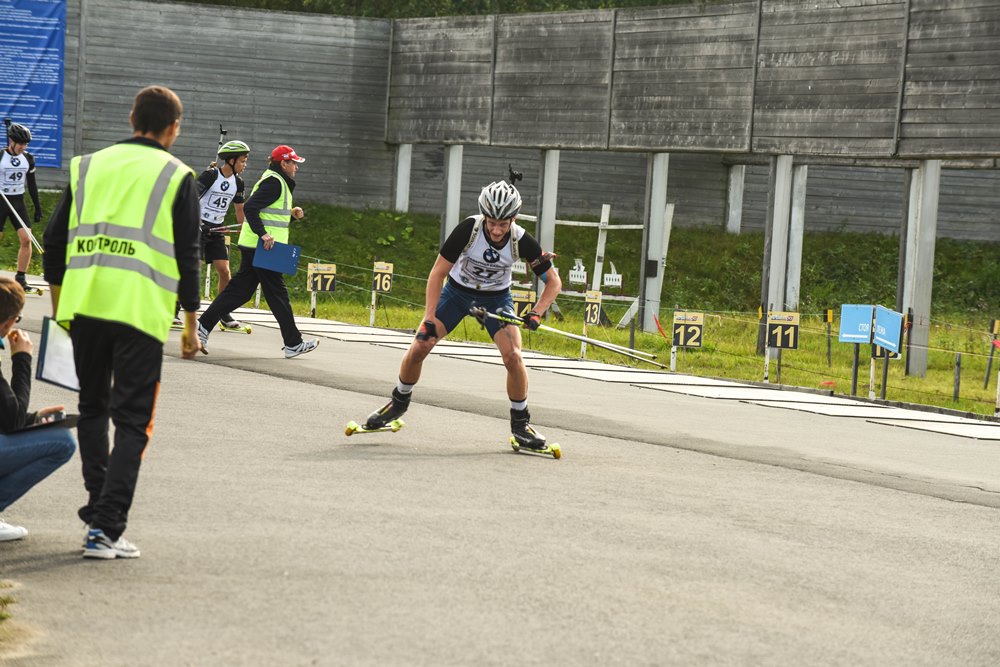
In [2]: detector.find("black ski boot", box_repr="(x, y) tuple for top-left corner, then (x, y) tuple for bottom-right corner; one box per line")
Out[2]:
(510, 408), (547, 450)
(365, 389), (411, 430)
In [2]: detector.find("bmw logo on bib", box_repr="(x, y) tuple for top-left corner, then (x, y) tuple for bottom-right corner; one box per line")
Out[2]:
(221, 181), (230, 191)
(483, 248), (500, 263)
(10, 157), (20, 167)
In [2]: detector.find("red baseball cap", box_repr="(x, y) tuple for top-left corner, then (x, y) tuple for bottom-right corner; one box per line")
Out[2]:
(270, 145), (305, 163)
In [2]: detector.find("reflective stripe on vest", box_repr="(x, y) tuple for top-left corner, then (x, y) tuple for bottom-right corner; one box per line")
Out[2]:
(57, 143), (194, 343)
(238, 169), (291, 246)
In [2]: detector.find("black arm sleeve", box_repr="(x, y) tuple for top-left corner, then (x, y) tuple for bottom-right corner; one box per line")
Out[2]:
(26, 153), (41, 213)
(439, 217), (477, 263)
(195, 169), (216, 197)
(42, 185), (72, 285)
(233, 175), (246, 204)
(173, 174), (202, 313)
(243, 177), (281, 237)
(517, 231), (552, 276)
(0, 353), (33, 433)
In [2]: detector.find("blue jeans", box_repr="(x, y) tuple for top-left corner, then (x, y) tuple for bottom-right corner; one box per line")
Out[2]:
(0, 427), (76, 512)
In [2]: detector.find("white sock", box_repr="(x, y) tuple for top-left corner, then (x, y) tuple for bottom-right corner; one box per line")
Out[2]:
(510, 398), (527, 411)
(396, 379), (415, 395)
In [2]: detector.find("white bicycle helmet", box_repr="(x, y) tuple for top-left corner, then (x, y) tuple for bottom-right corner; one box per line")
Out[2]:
(478, 181), (522, 220)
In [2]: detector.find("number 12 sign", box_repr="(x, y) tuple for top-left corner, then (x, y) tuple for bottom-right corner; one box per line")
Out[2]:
(672, 312), (704, 348)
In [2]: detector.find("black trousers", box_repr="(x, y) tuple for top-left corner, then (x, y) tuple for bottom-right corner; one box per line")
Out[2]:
(199, 246), (303, 347)
(0, 194), (30, 232)
(71, 316), (162, 541)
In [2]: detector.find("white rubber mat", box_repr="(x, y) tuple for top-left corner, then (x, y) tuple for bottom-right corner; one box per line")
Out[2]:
(748, 402), (973, 421)
(631, 384), (792, 400)
(551, 368), (748, 386)
(866, 418), (1000, 440)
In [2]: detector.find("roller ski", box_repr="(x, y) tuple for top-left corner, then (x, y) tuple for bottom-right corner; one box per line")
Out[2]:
(509, 408), (561, 459)
(345, 388), (410, 436)
(218, 317), (252, 334)
(16, 278), (44, 296)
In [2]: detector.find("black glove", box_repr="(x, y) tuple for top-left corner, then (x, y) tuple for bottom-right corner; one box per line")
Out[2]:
(416, 320), (438, 342)
(33, 209), (42, 223)
(524, 310), (541, 331)
(471, 307), (487, 329)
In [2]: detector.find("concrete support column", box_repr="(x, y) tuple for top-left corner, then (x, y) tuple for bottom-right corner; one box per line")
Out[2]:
(725, 164), (746, 234)
(765, 155), (794, 315)
(640, 153), (670, 332)
(784, 164), (808, 310)
(440, 144), (464, 245)
(906, 159), (941, 378)
(902, 168), (921, 314)
(536, 149), (560, 253)
(393, 143), (412, 212)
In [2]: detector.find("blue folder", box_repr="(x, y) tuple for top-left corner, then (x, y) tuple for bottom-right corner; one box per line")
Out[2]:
(252, 239), (301, 276)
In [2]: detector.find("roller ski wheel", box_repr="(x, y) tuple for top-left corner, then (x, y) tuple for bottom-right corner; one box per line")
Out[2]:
(23, 286), (44, 296)
(345, 419), (405, 436)
(509, 437), (561, 459)
(218, 322), (252, 334)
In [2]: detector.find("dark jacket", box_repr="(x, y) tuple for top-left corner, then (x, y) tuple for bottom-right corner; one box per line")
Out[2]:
(0, 351), (36, 433)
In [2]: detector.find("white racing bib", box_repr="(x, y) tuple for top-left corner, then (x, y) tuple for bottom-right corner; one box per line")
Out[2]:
(199, 170), (238, 224)
(0, 151), (30, 195)
(448, 216), (525, 291)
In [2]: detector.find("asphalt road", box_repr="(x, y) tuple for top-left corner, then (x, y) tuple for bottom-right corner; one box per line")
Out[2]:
(1, 288), (998, 666)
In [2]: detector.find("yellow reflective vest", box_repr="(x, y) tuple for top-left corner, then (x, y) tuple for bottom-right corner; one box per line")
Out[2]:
(57, 143), (194, 343)
(238, 168), (291, 247)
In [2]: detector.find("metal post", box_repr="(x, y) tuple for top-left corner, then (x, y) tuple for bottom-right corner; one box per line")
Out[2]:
(851, 344), (859, 397)
(954, 352), (961, 402)
(985, 335), (997, 389)
(868, 352), (877, 400)
(880, 352), (890, 400)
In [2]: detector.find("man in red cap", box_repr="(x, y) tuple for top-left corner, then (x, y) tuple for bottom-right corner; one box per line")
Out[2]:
(197, 144), (318, 358)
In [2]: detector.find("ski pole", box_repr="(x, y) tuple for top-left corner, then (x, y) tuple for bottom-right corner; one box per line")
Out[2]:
(478, 308), (658, 358)
(470, 307), (667, 369)
(0, 189), (43, 254)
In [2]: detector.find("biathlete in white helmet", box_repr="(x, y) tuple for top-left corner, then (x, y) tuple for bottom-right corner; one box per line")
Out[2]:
(1, 122), (42, 291)
(174, 140), (250, 328)
(363, 180), (562, 450)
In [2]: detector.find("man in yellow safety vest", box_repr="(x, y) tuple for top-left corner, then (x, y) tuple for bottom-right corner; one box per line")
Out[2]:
(196, 144), (318, 359)
(43, 85), (202, 559)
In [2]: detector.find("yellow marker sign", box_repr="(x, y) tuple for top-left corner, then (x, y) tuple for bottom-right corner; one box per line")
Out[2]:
(584, 290), (603, 325)
(767, 311), (800, 349)
(672, 312), (704, 348)
(307, 263), (337, 292)
(373, 261), (393, 293)
(511, 289), (537, 319)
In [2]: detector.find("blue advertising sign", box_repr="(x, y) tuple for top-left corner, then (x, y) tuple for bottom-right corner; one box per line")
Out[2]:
(873, 305), (904, 353)
(838, 304), (873, 343)
(0, 0), (66, 168)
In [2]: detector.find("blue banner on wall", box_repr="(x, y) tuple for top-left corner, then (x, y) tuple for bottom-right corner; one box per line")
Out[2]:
(0, 0), (66, 168)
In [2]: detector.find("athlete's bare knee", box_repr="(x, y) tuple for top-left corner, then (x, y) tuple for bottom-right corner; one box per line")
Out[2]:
(500, 347), (523, 370)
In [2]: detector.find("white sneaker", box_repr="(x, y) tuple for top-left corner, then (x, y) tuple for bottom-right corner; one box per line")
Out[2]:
(283, 338), (319, 359)
(220, 317), (244, 329)
(82, 528), (140, 559)
(197, 321), (210, 352)
(0, 518), (27, 542)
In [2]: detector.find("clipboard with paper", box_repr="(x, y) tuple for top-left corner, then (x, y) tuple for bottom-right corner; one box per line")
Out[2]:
(35, 317), (80, 392)
(252, 239), (301, 275)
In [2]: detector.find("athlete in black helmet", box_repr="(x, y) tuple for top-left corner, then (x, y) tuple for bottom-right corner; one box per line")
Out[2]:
(1, 121), (43, 291)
